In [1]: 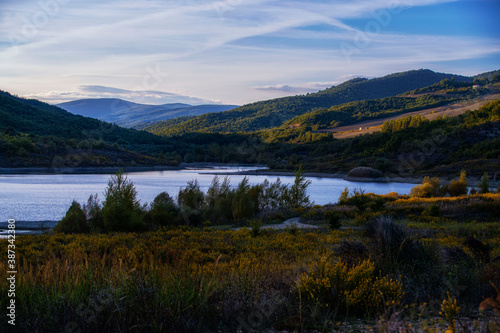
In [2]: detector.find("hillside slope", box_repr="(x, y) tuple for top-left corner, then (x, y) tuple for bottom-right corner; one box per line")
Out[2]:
(147, 69), (474, 136)
(0, 91), (169, 168)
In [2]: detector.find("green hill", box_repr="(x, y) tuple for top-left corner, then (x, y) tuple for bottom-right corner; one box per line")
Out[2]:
(0, 90), (170, 168)
(265, 99), (500, 177)
(146, 69), (474, 136)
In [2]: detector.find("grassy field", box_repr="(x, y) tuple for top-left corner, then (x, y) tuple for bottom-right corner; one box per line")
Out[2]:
(1, 193), (500, 332)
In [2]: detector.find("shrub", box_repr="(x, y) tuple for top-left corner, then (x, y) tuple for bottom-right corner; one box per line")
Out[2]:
(448, 170), (468, 197)
(366, 216), (420, 266)
(338, 186), (350, 204)
(341, 193), (385, 213)
(325, 210), (341, 230)
(423, 204), (441, 218)
(298, 257), (403, 315)
(463, 236), (491, 263)
(410, 176), (441, 198)
(334, 240), (369, 266)
(54, 200), (89, 234)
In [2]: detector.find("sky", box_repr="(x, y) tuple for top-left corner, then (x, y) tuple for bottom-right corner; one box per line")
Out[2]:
(0, 0), (499, 106)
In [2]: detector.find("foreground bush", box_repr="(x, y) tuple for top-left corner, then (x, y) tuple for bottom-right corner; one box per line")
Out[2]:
(1, 224), (499, 332)
(298, 257), (403, 316)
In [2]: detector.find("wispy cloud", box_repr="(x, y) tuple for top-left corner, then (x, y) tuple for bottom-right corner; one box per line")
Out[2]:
(0, 0), (498, 105)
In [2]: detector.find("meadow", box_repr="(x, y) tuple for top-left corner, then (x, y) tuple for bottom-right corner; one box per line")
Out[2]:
(1, 188), (500, 332)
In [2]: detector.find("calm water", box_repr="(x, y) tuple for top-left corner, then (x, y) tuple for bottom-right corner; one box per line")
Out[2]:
(0, 167), (416, 222)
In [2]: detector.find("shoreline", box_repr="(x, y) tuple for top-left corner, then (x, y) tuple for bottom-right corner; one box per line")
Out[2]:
(3, 164), (493, 186)
(0, 165), (180, 175)
(0, 162), (269, 175)
(205, 169), (427, 184)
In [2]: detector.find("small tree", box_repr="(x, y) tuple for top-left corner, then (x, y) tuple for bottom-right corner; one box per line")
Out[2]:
(54, 200), (89, 234)
(102, 171), (144, 232)
(232, 177), (255, 221)
(286, 165), (312, 208)
(178, 179), (205, 226)
(479, 172), (490, 194)
(205, 176), (234, 223)
(338, 187), (350, 204)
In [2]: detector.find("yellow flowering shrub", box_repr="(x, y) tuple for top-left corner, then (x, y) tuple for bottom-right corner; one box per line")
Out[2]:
(298, 256), (403, 315)
(440, 292), (460, 332)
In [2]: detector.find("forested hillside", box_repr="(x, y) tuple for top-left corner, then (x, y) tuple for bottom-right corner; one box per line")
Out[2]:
(147, 69), (473, 136)
(0, 91), (170, 168)
(267, 99), (500, 176)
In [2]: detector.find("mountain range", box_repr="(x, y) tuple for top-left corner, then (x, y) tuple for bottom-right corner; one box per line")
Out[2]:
(57, 99), (238, 129)
(145, 69), (496, 136)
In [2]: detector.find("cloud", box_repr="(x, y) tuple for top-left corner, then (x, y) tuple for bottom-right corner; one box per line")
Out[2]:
(254, 81), (342, 94)
(24, 85), (217, 105)
(0, 0), (498, 105)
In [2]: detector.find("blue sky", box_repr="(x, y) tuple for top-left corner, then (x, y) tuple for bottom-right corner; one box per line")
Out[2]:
(0, 0), (499, 105)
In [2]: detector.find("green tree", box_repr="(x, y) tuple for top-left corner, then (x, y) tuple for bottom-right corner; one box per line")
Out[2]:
(178, 179), (205, 226)
(287, 165), (312, 208)
(54, 200), (89, 234)
(232, 177), (255, 221)
(102, 171), (144, 232)
(148, 192), (179, 227)
(479, 172), (490, 194)
(205, 176), (234, 223)
(83, 193), (104, 231)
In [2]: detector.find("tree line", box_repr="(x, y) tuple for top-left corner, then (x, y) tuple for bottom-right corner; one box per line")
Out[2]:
(54, 167), (312, 233)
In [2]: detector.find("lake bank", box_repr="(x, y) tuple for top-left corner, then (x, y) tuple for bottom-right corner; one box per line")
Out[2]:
(216, 169), (499, 187)
(206, 169), (427, 184)
(0, 163), (269, 175)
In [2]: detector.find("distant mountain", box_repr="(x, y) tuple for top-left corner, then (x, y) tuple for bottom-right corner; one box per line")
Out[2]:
(57, 98), (238, 128)
(146, 69), (477, 136)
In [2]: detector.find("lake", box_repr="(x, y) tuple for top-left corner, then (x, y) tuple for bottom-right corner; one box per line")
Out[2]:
(0, 166), (416, 222)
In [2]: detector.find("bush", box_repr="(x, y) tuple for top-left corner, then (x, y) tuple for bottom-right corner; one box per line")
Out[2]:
(325, 210), (341, 230)
(298, 257), (403, 315)
(366, 216), (419, 266)
(448, 170), (468, 197)
(54, 200), (89, 234)
(410, 176), (441, 198)
(341, 193), (385, 213)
